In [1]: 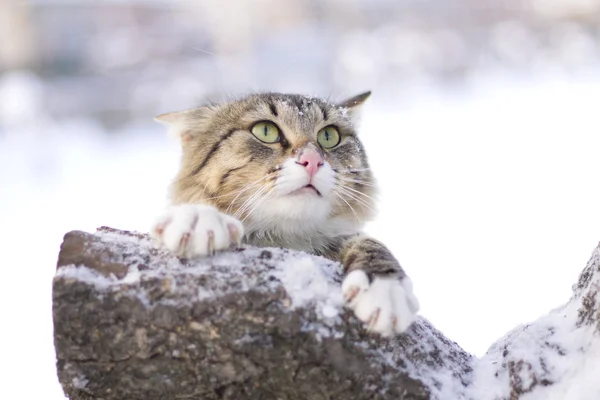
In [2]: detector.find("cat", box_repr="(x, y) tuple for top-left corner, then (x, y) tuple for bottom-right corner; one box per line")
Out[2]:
(151, 91), (419, 336)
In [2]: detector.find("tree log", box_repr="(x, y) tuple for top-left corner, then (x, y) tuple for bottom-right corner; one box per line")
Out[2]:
(53, 227), (600, 400)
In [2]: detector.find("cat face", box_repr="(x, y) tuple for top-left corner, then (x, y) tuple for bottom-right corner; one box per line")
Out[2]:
(158, 92), (376, 238)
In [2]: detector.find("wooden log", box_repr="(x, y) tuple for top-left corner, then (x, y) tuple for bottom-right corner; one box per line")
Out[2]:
(53, 227), (600, 399)
(52, 227), (472, 400)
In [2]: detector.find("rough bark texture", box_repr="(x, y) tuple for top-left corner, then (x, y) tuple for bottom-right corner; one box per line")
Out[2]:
(53, 227), (471, 400)
(53, 227), (600, 400)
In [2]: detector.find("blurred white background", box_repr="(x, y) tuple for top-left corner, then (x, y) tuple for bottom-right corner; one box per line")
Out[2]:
(1, 0), (600, 398)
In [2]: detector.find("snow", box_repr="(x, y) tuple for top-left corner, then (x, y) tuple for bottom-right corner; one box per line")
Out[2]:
(374, 327), (472, 400)
(468, 246), (600, 400)
(71, 376), (89, 390)
(55, 265), (119, 290)
(275, 256), (344, 321)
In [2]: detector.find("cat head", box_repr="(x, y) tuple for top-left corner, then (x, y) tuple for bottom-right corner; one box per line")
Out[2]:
(157, 92), (376, 238)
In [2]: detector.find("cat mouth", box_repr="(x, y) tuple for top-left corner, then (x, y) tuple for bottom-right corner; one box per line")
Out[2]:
(289, 184), (321, 197)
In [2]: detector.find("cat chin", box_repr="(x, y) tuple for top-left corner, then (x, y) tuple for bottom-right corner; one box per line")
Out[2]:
(244, 197), (363, 251)
(243, 194), (359, 250)
(255, 194), (332, 223)
(287, 185), (321, 197)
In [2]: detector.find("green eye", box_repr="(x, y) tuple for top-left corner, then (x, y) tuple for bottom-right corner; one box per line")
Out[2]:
(251, 121), (280, 143)
(317, 126), (340, 149)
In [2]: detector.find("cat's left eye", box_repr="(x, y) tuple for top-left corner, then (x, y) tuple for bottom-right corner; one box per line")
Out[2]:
(317, 126), (340, 149)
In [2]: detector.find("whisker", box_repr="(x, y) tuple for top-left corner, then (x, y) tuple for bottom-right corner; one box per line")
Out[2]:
(225, 174), (275, 213)
(337, 184), (377, 202)
(335, 187), (375, 212)
(231, 188), (260, 218)
(333, 192), (361, 223)
(233, 189), (265, 219)
(241, 189), (273, 223)
(238, 187), (271, 222)
(200, 173), (273, 204)
(198, 181), (211, 201)
(233, 184), (271, 219)
(337, 177), (375, 187)
(342, 192), (375, 212)
(331, 194), (343, 207)
(226, 184), (263, 214)
(336, 167), (371, 173)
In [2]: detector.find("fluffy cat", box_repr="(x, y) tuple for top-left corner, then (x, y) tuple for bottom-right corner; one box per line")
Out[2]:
(151, 92), (419, 336)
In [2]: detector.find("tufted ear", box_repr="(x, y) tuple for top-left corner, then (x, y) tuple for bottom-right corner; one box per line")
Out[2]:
(155, 107), (210, 143)
(337, 91), (371, 109)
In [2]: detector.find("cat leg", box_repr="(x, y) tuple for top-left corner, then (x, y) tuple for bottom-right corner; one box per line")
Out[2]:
(151, 204), (244, 258)
(340, 236), (420, 336)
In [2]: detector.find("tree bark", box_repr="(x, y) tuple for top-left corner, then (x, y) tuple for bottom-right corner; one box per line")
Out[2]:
(53, 227), (600, 400)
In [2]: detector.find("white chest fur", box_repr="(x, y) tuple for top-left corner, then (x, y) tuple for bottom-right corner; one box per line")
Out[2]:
(244, 211), (362, 255)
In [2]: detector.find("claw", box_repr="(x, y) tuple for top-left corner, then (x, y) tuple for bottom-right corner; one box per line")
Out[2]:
(207, 230), (215, 255)
(367, 308), (381, 332)
(153, 205), (245, 259)
(344, 286), (361, 304)
(153, 218), (171, 239)
(227, 223), (241, 248)
(178, 232), (191, 256)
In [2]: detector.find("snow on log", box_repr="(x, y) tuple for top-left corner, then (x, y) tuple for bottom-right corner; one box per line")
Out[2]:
(470, 241), (600, 400)
(52, 227), (471, 400)
(52, 227), (600, 400)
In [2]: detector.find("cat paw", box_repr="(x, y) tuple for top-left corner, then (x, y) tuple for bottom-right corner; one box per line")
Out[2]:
(151, 204), (244, 258)
(342, 270), (419, 336)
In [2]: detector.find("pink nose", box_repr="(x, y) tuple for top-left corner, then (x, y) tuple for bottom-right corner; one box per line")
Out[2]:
(296, 147), (324, 178)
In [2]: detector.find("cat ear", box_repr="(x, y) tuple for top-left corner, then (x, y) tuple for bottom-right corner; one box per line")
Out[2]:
(337, 91), (371, 110)
(154, 110), (190, 125)
(155, 107), (208, 143)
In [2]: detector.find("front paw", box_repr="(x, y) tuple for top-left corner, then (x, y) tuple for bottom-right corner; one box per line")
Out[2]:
(151, 204), (244, 258)
(342, 270), (420, 336)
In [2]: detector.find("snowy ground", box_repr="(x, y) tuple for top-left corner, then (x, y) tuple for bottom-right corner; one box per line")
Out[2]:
(1, 71), (600, 399)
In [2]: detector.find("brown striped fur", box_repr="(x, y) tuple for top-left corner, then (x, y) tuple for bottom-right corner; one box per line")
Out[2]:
(158, 92), (407, 280)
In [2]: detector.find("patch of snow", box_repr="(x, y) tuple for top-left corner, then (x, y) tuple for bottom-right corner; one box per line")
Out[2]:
(55, 265), (119, 290)
(275, 255), (344, 322)
(71, 376), (88, 390)
(338, 106), (350, 119)
(467, 246), (600, 399)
